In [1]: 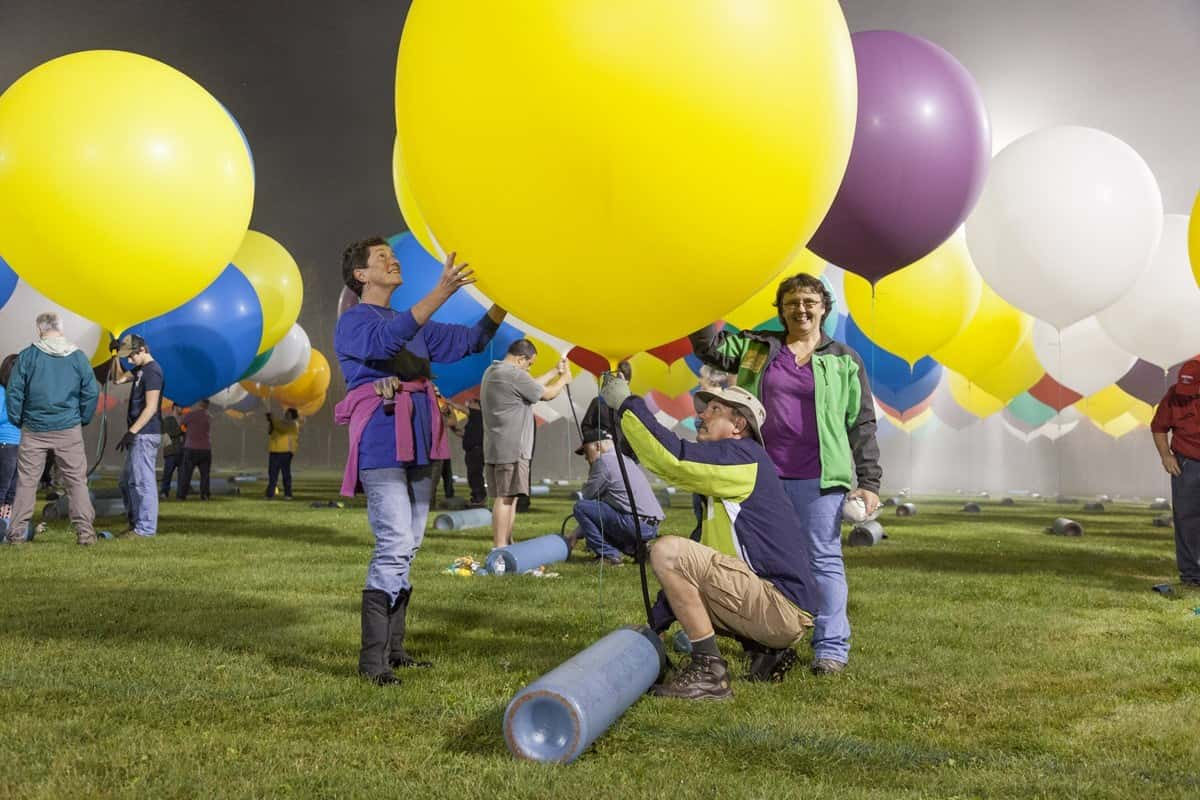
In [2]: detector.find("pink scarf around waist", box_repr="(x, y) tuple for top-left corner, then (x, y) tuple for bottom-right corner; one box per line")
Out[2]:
(333, 377), (449, 497)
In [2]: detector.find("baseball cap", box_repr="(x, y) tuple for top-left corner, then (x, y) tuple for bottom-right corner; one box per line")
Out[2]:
(1178, 359), (1200, 396)
(693, 385), (767, 444)
(575, 428), (612, 455)
(111, 333), (147, 358)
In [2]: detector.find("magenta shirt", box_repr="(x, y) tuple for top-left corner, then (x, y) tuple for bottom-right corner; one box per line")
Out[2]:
(182, 409), (212, 450)
(760, 347), (821, 479)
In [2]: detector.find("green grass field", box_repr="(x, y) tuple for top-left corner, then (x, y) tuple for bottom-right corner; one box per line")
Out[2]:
(2, 476), (1198, 799)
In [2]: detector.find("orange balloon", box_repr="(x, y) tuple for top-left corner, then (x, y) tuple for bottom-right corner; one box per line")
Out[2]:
(274, 350), (331, 408)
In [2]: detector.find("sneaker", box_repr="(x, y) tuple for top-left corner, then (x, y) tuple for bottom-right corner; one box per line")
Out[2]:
(651, 653), (732, 701)
(811, 658), (847, 676)
(77, 533), (97, 546)
(746, 647), (798, 683)
(589, 554), (624, 567)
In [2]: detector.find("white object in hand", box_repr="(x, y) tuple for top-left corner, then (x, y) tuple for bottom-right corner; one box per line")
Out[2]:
(842, 495), (870, 523)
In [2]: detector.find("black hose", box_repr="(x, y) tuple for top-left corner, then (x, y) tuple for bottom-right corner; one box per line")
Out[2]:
(606, 388), (654, 628)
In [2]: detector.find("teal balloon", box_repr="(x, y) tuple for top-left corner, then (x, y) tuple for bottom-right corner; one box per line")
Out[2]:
(240, 347), (273, 381)
(1006, 392), (1056, 428)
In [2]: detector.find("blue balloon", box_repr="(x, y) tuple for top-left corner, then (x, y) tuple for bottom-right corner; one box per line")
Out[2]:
(844, 316), (941, 414)
(0, 255), (19, 309)
(121, 265), (263, 407)
(387, 232), (522, 396)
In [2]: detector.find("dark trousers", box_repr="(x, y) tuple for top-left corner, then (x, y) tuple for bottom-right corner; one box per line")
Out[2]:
(465, 447), (486, 503)
(440, 458), (454, 498)
(1172, 455), (1200, 583)
(0, 443), (19, 506)
(161, 451), (182, 498)
(267, 451), (293, 498)
(178, 448), (212, 499)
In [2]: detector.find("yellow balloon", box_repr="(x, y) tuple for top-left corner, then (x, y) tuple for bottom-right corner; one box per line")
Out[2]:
(395, 1), (857, 361)
(628, 352), (700, 399)
(1128, 398), (1155, 427)
(1190, 191), (1200, 287)
(948, 372), (1005, 418)
(844, 233), (982, 365)
(232, 231), (303, 355)
(0, 51), (255, 333)
(971, 331), (1044, 403)
(1077, 385), (1137, 426)
(392, 136), (439, 258)
(296, 394), (325, 418)
(933, 282), (1033, 382)
(90, 334), (113, 369)
(722, 249), (825, 331)
(274, 350), (331, 408)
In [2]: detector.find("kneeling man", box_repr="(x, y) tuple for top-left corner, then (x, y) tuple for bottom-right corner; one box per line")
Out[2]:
(568, 428), (663, 565)
(599, 377), (816, 700)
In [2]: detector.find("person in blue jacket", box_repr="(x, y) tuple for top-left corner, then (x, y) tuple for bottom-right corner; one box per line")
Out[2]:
(0, 354), (22, 525)
(600, 375), (817, 700)
(334, 237), (506, 686)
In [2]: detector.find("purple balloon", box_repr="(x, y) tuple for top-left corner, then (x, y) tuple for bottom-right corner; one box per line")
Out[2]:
(1117, 359), (1180, 406)
(808, 30), (991, 283)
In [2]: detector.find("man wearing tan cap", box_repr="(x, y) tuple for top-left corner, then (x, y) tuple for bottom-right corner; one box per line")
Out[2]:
(599, 375), (817, 700)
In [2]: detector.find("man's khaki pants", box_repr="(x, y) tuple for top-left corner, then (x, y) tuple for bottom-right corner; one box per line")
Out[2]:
(7, 426), (95, 544)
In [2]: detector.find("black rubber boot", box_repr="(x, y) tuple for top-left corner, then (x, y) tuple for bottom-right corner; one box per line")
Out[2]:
(388, 588), (433, 669)
(359, 590), (400, 685)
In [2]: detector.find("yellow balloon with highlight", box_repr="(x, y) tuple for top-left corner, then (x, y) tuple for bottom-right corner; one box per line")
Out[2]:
(395, 1), (857, 361)
(1098, 412), (1140, 439)
(933, 283), (1032, 382)
(527, 336), (579, 380)
(845, 233), (982, 365)
(722, 249), (825, 331)
(971, 332), (1043, 404)
(0, 50), (255, 333)
(392, 137), (439, 259)
(232, 231), (304, 355)
(948, 372), (1005, 418)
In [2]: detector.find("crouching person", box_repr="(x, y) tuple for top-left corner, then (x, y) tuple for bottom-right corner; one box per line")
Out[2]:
(566, 428), (663, 565)
(600, 376), (817, 700)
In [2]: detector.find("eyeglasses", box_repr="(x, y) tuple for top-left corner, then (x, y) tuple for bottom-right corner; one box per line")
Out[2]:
(780, 299), (823, 311)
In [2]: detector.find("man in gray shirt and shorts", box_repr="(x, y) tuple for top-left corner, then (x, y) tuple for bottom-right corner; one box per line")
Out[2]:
(479, 339), (571, 548)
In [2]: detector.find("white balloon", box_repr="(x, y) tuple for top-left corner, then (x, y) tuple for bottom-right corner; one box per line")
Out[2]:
(1032, 317), (1135, 397)
(1097, 215), (1200, 369)
(0, 280), (103, 361)
(208, 383), (249, 409)
(966, 126), (1163, 329)
(246, 323), (311, 386)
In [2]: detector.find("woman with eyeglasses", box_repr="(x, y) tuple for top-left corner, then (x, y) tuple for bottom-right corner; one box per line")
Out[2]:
(689, 272), (882, 676)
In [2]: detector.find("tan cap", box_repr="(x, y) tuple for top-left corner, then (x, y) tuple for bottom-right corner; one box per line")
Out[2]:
(693, 385), (766, 444)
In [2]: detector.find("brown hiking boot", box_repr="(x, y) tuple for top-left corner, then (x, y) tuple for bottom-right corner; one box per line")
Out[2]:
(651, 653), (732, 701)
(811, 658), (847, 676)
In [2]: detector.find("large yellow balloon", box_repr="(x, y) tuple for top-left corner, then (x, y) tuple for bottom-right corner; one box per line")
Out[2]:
(845, 233), (982, 365)
(0, 51), (255, 333)
(1077, 385), (1137, 426)
(933, 282), (1032, 382)
(232, 231), (303, 355)
(722, 249), (825, 331)
(395, 1), (857, 361)
(1098, 412), (1140, 439)
(392, 137), (439, 258)
(971, 332), (1044, 403)
(948, 372), (1005, 418)
(628, 352), (700, 399)
(1190, 191), (1200, 287)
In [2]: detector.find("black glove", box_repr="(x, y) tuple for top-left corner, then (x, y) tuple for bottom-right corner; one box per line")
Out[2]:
(116, 432), (136, 452)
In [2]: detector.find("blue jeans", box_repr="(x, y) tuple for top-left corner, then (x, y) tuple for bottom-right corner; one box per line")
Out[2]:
(573, 498), (658, 560)
(1172, 455), (1200, 583)
(361, 466), (433, 603)
(119, 433), (160, 535)
(781, 479), (849, 663)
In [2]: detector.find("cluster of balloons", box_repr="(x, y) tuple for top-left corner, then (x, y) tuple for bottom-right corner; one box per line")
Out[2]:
(0, 51), (308, 411)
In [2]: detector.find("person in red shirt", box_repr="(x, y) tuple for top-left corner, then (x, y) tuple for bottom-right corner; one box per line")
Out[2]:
(178, 400), (213, 501)
(1151, 359), (1200, 587)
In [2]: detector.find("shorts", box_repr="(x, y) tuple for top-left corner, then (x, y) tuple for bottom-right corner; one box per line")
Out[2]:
(486, 460), (530, 498)
(665, 536), (813, 649)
